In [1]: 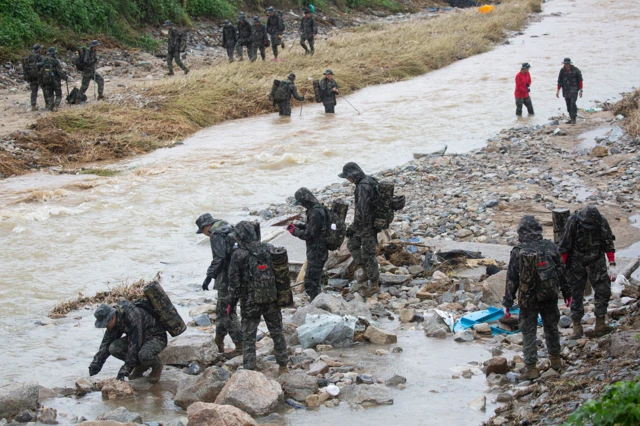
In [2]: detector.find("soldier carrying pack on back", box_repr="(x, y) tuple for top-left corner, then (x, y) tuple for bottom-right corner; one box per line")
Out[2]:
(251, 16), (269, 62)
(40, 47), (68, 112)
(266, 7), (285, 61)
(221, 20), (237, 62)
(236, 12), (255, 62)
(272, 73), (305, 116)
(163, 20), (190, 76)
(22, 44), (44, 111)
(300, 9), (317, 55)
(76, 40), (105, 100)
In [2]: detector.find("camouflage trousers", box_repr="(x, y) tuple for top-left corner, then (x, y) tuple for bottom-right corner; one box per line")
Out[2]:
(300, 35), (315, 54)
(43, 84), (62, 110)
(568, 254), (611, 320)
(564, 93), (579, 119)
(347, 229), (380, 282)
(515, 97), (534, 116)
(79, 70), (104, 96)
(225, 43), (235, 62)
(278, 101), (292, 116)
(167, 52), (187, 73)
(241, 311), (288, 370)
(519, 304), (561, 365)
(109, 337), (166, 368)
(216, 296), (243, 344)
(236, 40), (255, 61)
(270, 35), (283, 58)
(304, 248), (328, 301)
(252, 44), (266, 61)
(30, 82), (42, 107)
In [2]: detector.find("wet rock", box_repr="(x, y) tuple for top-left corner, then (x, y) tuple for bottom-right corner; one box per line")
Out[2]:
(608, 331), (640, 358)
(98, 407), (142, 424)
(311, 293), (371, 319)
(425, 328), (448, 339)
(454, 329), (475, 342)
(484, 199), (499, 208)
(215, 370), (283, 416)
(307, 360), (329, 376)
(558, 315), (572, 328)
(467, 395), (486, 411)
(38, 385), (57, 400)
(497, 392), (513, 403)
(100, 379), (134, 400)
(482, 271), (507, 305)
(0, 381), (39, 419)
(75, 378), (93, 396)
(186, 362), (202, 375)
(186, 402), (257, 426)
(456, 229), (473, 239)
(193, 314), (212, 327)
(356, 374), (374, 385)
(540, 369), (559, 379)
(400, 308), (415, 323)
(473, 323), (492, 334)
(39, 407), (58, 424)
(591, 146), (609, 157)
(506, 333), (523, 345)
(161, 334), (218, 365)
(375, 349), (389, 355)
(189, 304), (216, 316)
(407, 265), (425, 276)
(392, 346), (403, 353)
(15, 410), (35, 423)
(306, 392), (330, 408)
(297, 314), (356, 348)
(364, 326), (398, 344)
(327, 279), (350, 289)
(486, 357), (509, 376)
(379, 274), (411, 286)
(278, 373), (319, 402)
(339, 384), (394, 406)
(174, 366), (231, 409)
(385, 374), (407, 387)
(316, 344), (333, 352)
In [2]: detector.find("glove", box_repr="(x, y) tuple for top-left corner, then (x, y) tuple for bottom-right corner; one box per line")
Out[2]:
(561, 253), (568, 265)
(88, 363), (101, 376)
(301, 96), (305, 101)
(225, 304), (232, 316)
(287, 224), (295, 235)
(202, 276), (212, 291)
(346, 227), (355, 238)
(564, 297), (572, 307)
(116, 367), (129, 381)
(503, 307), (511, 319)
(606, 252), (615, 265)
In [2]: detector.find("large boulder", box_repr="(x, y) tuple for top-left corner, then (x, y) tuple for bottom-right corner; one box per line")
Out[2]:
(214, 370), (283, 416)
(339, 384), (394, 406)
(481, 270), (507, 306)
(161, 334), (218, 366)
(311, 293), (371, 319)
(187, 402), (257, 426)
(98, 407), (142, 424)
(174, 367), (231, 409)
(363, 325), (397, 345)
(291, 305), (330, 326)
(278, 373), (319, 402)
(0, 381), (39, 419)
(608, 331), (640, 358)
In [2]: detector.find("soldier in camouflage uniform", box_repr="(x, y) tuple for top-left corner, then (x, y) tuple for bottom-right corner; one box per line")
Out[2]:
(503, 216), (571, 380)
(276, 73), (305, 116)
(556, 58), (583, 124)
(23, 44), (44, 111)
(559, 206), (616, 338)
(340, 162), (380, 297)
(266, 7), (285, 61)
(287, 188), (328, 301)
(300, 9), (318, 55)
(89, 301), (167, 383)
(222, 20), (237, 62)
(236, 13), (255, 61)
(228, 221), (289, 373)
(251, 16), (269, 62)
(319, 69), (339, 114)
(79, 40), (105, 100)
(196, 213), (243, 358)
(163, 20), (189, 75)
(41, 47), (68, 111)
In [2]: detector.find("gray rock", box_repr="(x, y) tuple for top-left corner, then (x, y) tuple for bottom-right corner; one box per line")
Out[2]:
(407, 265), (425, 276)
(385, 374), (407, 387)
(14, 410), (35, 423)
(608, 331), (640, 358)
(100, 407), (142, 424)
(174, 366), (231, 409)
(161, 334), (218, 365)
(0, 381), (39, 419)
(497, 393), (513, 403)
(215, 370), (283, 416)
(484, 200), (499, 208)
(467, 395), (486, 411)
(339, 384), (394, 406)
(291, 304), (330, 326)
(311, 293), (371, 319)
(441, 292), (455, 303)
(278, 373), (319, 402)
(454, 329), (475, 342)
(39, 407), (57, 425)
(356, 374), (375, 385)
(193, 314), (212, 327)
(455, 229), (473, 238)
(425, 327), (448, 339)
(327, 279), (350, 289)
(186, 362), (202, 375)
(482, 270), (507, 305)
(558, 315), (572, 328)
(379, 274), (411, 286)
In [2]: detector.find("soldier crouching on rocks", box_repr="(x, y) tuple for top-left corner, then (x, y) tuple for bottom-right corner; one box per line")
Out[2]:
(228, 221), (289, 374)
(89, 302), (167, 383)
(503, 215), (571, 380)
(559, 205), (616, 338)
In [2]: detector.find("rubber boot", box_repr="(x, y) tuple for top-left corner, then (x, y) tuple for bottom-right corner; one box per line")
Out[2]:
(214, 334), (225, 353)
(571, 118), (576, 124)
(549, 354), (562, 370)
(520, 364), (540, 381)
(225, 341), (243, 359)
(31, 105), (37, 111)
(356, 268), (369, 284)
(593, 317), (612, 337)
(148, 359), (163, 384)
(362, 280), (380, 298)
(128, 364), (149, 379)
(278, 365), (288, 376)
(167, 70), (175, 76)
(184, 68), (190, 75)
(570, 319), (584, 339)
(97, 94), (105, 100)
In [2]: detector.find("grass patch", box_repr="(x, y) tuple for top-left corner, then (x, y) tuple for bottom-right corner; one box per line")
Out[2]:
(2, 0), (542, 177)
(79, 168), (121, 176)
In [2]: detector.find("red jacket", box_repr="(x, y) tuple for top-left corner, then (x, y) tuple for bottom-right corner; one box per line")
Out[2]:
(515, 71), (531, 99)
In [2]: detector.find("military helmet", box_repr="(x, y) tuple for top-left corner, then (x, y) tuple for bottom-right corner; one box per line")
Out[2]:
(195, 213), (218, 234)
(32, 43), (42, 52)
(324, 69), (334, 75)
(239, 12), (245, 17)
(94, 304), (116, 328)
(89, 40), (100, 47)
(267, 6), (275, 12)
(223, 20), (231, 25)
(288, 73), (296, 81)
(253, 16), (260, 22)
(47, 47), (57, 56)
(163, 20), (174, 27)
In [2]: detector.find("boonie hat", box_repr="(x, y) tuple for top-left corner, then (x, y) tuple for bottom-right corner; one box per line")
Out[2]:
(521, 62), (530, 69)
(89, 40), (100, 47)
(324, 69), (334, 75)
(195, 213), (216, 234)
(562, 57), (572, 64)
(94, 304), (116, 328)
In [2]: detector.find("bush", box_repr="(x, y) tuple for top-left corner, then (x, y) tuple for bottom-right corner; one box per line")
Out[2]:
(564, 379), (640, 426)
(0, 0), (49, 49)
(186, 0), (236, 18)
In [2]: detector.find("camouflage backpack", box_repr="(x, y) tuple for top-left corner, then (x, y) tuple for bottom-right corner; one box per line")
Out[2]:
(246, 242), (278, 304)
(73, 47), (90, 72)
(372, 182), (406, 231)
(22, 53), (41, 82)
(274, 81), (288, 102)
(517, 240), (559, 305)
(38, 58), (54, 86)
(317, 205), (346, 251)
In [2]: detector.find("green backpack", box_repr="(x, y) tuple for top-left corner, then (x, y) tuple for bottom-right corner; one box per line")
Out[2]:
(274, 81), (288, 102)
(518, 241), (559, 305)
(38, 58), (54, 86)
(372, 182), (406, 231)
(246, 243), (278, 304)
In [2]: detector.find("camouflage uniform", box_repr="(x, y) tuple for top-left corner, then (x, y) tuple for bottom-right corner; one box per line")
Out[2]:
(41, 50), (67, 110)
(206, 220), (243, 345)
(341, 162), (380, 286)
(292, 188), (328, 301)
(251, 21), (269, 62)
(236, 16), (255, 61)
(89, 300), (167, 378)
(300, 14), (317, 55)
(277, 76), (304, 116)
(167, 27), (188, 74)
(559, 206), (615, 321)
(503, 216), (570, 366)
(228, 221), (288, 370)
(222, 22), (237, 62)
(23, 46), (44, 109)
(266, 11), (285, 59)
(557, 64), (583, 121)
(320, 77), (338, 113)
(79, 48), (104, 98)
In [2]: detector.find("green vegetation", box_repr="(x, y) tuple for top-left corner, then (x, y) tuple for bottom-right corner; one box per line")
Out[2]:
(79, 168), (121, 176)
(564, 379), (640, 426)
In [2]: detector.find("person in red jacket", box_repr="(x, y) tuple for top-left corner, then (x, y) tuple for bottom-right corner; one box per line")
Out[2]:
(514, 62), (534, 116)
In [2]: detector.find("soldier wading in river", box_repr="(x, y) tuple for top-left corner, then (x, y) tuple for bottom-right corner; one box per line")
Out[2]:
(340, 162), (381, 297)
(274, 73), (305, 116)
(287, 188), (329, 301)
(266, 7), (285, 61)
(319, 69), (339, 114)
(228, 221), (289, 374)
(514, 62), (534, 116)
(196, 213), (243, 358)
(163, 20), (189, 76)
(559, 205), (616, 338)
(556, 57), (583, 124)
(89, 302), (167, 383)
(22, 44), (44, 111)
(300, 9), (317, 55)
(222, 20), (237, 62)
(503, 215), (571, 380)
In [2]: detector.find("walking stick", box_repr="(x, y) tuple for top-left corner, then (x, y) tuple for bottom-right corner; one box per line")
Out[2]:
(339, 93), (360, 115)
(65, 79), (69, 96)
(93, 68), (96, 100)
(299, 91), (305, 116)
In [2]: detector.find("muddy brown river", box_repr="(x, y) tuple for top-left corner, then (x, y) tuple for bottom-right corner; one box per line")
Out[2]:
(1, 0), (639, 424)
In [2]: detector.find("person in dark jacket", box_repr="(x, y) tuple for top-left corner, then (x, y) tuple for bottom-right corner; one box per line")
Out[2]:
(228, 221), (289, 373)
(163, 20), (189, 76)
(23, 44), (44, 111)
(89, 301), (167, 383)
(515, 62), (533, 116)
(236, 13), (255, 61)
(300, 9), (317, 55)
(41, 47), (68, 111)
(556, 58), (583, 124)
(266, 7), (285, 61)
(503, 215), (571, 380)
(251, 16), (269, 62)
(79, 40), (105, 100)
(319, 69), (339, 113)
(196, 213), (243, 358)
(340, 162), (380, 297)
(277, 73), (305, 116)
(287, 188), (328, 301)
(222, 20), (237, 62)
(559, 206), (616, 338)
